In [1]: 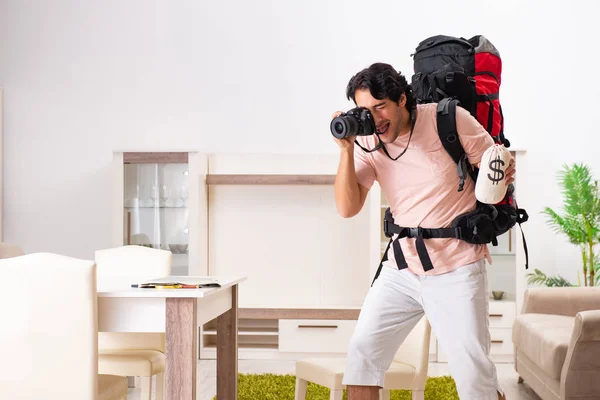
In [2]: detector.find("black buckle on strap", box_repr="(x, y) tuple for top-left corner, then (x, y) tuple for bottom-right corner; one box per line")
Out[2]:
(383, 219), (393, 238)
(408, 227), (423, 238)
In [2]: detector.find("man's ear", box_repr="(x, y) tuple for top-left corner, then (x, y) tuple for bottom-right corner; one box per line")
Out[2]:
(399, 93), (406, 107)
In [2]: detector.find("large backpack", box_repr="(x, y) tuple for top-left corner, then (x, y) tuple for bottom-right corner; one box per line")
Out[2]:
(372, 35), (529, 284)
(410, 35), (515, 193)
(411, 34), (528, 260)
(411, 35), (508, 147)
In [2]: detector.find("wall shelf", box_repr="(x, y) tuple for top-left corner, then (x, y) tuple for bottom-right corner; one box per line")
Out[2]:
(205, 174), (336, 185)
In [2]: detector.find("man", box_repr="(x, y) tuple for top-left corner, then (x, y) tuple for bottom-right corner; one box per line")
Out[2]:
(332, 62), (514, 400)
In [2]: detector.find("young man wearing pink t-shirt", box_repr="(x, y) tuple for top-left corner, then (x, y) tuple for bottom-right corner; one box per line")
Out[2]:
(333, 63), (515, 400)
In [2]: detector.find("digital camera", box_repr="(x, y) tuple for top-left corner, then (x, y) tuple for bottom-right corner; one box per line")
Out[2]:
(330, 107), (376, 139)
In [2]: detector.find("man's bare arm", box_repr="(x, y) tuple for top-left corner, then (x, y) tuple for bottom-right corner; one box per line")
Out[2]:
(334, 147), (370, 218)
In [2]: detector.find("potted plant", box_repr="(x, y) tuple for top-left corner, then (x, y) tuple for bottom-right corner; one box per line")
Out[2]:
(527, 163), (600, 287)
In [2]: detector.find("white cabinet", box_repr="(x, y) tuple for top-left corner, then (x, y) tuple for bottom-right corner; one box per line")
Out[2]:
(489, 300), (517, 328)
(488, 300), (517, 362)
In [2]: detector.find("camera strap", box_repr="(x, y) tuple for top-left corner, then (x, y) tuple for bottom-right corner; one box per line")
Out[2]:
(354, 108), (417, 161)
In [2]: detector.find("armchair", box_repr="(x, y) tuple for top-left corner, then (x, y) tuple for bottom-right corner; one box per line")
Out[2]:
(513, 287), (600, 400)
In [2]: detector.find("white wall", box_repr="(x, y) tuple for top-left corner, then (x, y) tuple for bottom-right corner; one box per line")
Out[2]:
(1, 0), (598, 284)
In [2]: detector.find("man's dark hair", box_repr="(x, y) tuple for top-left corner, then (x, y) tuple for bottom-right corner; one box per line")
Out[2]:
(346, 63), (416, 111)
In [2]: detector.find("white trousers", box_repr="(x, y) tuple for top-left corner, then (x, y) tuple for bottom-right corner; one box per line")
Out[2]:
(342, 259), (503, 400)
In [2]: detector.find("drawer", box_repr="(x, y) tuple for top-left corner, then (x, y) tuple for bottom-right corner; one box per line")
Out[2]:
(489, 327), (513, 355)
(279, 319), (356, 353)
(488, 301), (516, 328)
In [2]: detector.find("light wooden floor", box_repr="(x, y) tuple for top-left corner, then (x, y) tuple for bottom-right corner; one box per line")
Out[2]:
(127, 360), (542, 400)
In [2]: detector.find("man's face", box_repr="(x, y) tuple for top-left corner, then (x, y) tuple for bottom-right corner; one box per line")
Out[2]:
(355, 88), (405, 144)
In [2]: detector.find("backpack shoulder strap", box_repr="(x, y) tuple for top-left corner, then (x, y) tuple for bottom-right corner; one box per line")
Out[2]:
(436, 98), (477, 191)
(436, 98), (464, 163)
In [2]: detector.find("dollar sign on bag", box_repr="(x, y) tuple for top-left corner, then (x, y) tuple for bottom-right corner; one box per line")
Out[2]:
(488, 155), (505, 185)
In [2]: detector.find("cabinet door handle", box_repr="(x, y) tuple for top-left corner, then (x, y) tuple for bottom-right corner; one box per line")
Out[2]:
(489, 314), (503, 317)
(491, 340), (504, 344)
(297, 325), (338, 329)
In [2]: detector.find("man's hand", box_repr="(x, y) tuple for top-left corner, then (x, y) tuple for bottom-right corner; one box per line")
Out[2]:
(331, 111), (356, 150)
(505, 155), (515, 185)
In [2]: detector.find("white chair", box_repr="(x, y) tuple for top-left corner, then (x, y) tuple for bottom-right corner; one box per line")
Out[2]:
(96, 245), (172, 400)
(295, 316), (431, 400)
(0, 252), (128, 400)
(0, 242), (25, 258)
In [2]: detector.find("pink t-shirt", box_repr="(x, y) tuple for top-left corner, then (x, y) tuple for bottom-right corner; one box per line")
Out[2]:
(355, 103), (494, 275)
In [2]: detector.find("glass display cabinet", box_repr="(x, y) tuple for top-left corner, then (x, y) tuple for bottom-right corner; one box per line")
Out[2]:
(112, 151), (208, 276)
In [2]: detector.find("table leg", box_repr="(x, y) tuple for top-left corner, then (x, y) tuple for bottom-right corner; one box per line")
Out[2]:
(165, 298), (198, 400)
(217, 284), (238, 399)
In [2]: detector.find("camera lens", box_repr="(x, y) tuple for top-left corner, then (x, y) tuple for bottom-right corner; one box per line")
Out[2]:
(330, 115), (358, 139)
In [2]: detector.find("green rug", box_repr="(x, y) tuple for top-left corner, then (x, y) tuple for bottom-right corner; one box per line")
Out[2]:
(212, 373), (458, 400)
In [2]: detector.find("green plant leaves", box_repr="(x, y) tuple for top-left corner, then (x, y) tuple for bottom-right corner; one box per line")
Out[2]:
(526, 268), (573, 287)
(541, 163), (600, 286)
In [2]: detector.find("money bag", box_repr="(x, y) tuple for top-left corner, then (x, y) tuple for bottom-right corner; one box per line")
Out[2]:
(475, 144), (511, 204)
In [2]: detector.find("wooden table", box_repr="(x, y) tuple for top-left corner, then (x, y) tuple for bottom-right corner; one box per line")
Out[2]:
(97, 276), (246, 400)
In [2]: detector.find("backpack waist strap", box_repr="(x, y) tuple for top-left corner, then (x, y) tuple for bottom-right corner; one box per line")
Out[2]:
(383, 222), (466, 241)
(383, 223), (462, 273)
(380, 206), (497, 274)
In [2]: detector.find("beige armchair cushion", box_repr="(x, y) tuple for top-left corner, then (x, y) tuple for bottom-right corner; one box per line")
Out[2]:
(513, 313), (574, 380)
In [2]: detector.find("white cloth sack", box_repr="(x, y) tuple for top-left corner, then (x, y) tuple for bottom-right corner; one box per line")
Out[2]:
(475, 144), (511, 204)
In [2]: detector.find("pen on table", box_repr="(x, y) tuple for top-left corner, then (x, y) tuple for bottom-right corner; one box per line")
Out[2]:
(130, 284), (182, 289)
